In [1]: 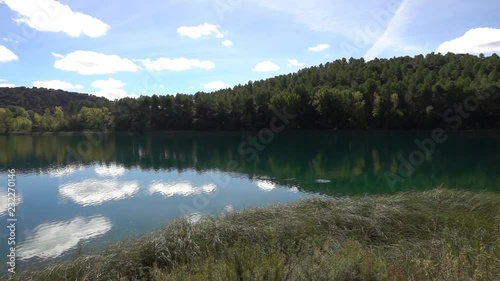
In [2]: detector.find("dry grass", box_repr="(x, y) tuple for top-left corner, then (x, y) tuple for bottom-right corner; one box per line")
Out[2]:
(11, 188), (500, 281)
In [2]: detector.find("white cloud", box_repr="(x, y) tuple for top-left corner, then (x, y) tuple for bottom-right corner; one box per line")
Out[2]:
(437, 28), (500, 55)
(177, 23), (224, 39)
(0, 83), (16, 88)
(33, 80), (83, 90)
(287, 59), (306, 67)
(51, 52), (63, 59)
(2, 0), (109, 37)
(92, 78), (124, 89)
(247, 0), (428, 59)
(140, 57), (215, 71)
(308, 44), (330, 52)
(222, 40), (233, 47)
(252, 61), (280, 72)
(202, 80), (232, 90)
(363, 0), (427, 60)
(53, 51), (139, 75)
(245, 0), (397, 41)
(60, 179), (139, 206)
(93, 88), (129, 100)
(150, 181), (216, 197)
(95, 164), (126, 177)
(18, 216), (111, 260)
(91, 78), (130, 100)
(0, 45), (18, 62)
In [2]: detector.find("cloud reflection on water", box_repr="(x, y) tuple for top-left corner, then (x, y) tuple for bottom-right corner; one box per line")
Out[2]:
(255, 180), (276, 192)
(0, 188), (22, 217)
(149, 181), (216, 197)
(95, 164), (127, 177)
(60, 179), (139, 206)
(47, 165), (80, 178)
(18, 216), (112, 260)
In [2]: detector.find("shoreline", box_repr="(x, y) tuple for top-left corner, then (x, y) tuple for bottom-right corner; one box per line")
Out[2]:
(10, 189), (500, 281)
(2, 129), (500, 136)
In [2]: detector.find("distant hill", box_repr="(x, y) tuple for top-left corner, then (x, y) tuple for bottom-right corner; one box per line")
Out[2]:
(0, 87), (107, 114)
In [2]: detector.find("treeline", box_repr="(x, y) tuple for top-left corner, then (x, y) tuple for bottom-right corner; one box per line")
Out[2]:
(1, 52), (499, 132)
(0, 105), (113, 133)
(0, 87), (106, 113)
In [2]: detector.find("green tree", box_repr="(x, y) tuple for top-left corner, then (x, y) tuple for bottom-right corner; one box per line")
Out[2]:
(40, 108), (56, 132)
(54, 106), (66, 130)
(33, 113), (42, 131)
(7, 106), (29, 118)
(270, 91), (301, 114)
(0, 108), (14, 133)
(77, 107), (114, 131)
(13, 117), (32, 131)
(313, 87), (344, 129)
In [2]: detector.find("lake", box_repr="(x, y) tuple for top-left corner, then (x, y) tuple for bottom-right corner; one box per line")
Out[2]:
(1, 132), (499, 268)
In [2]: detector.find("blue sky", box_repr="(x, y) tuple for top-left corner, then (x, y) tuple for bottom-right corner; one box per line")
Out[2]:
(0, 0), (499, 99)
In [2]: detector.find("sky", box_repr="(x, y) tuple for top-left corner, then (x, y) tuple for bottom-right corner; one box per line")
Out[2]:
(0, 0), (499, 100)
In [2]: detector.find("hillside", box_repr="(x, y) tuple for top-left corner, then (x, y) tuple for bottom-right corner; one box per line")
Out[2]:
(0, 86), (108, 114)
(110, 53), (500, 131)
(1, 52), (499, 132)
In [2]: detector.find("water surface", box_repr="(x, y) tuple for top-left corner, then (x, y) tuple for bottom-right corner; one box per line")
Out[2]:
(0, 132), (499, 268)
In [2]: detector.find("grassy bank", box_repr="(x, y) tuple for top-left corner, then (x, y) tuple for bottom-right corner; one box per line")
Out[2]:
(13, 189), (500, 281)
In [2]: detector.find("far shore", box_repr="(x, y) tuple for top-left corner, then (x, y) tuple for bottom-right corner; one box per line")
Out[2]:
(3, 129), (500, 136)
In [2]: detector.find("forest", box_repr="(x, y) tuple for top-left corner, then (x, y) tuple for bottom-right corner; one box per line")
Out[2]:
(0, 52), (499, 133)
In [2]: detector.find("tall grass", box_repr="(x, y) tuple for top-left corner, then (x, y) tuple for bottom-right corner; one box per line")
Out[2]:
(11, 189), (500, 281)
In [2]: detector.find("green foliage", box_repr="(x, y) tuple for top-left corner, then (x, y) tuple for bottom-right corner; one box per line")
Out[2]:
(312, 88), (367, 129)
(77, 106), (114, 131)
(33, 113), (42, 131)
(313, 87), (343, 128)
(270, 91), (301, 113)
(0, 108), (32, 132)
(0, 108), (14, 133)
(13, 116), (32, 131)
(8, 105), (29, 118)
(40, 107), (62, 132)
